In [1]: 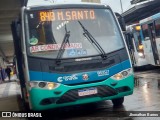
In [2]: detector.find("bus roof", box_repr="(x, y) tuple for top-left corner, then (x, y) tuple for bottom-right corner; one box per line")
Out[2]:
(27, 0), (104, 7)
(139, 12), (160, 25)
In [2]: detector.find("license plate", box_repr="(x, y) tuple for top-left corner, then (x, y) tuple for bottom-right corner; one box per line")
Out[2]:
(78, 87), (97, 97)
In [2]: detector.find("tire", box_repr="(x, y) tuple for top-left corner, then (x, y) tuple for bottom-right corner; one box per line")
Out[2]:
(112, 97), (124, 106)
(21, 88), (31, 112)
(24, 101), (31, 111)
(17, 95), (30, 112)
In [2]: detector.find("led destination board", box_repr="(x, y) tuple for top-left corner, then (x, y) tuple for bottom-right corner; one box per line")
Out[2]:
(39, 9), (96, 21)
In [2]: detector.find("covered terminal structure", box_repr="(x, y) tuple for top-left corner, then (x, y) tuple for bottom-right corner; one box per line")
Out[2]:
(122, 0), (160, 25)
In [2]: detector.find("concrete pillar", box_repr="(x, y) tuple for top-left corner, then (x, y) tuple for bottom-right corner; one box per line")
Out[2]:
(0, 57), (5, 68)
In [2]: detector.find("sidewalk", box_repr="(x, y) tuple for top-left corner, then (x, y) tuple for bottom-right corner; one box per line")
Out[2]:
(0, 74), (20, 98)
(4, 74), (18, 82)
(0, 74), (22, 112)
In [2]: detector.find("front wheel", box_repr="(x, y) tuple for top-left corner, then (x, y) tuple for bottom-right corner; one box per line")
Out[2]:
(112, 97), (124, 106)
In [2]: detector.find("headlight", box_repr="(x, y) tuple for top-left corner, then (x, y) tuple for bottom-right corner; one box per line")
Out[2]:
(39, 82), (47, 88)
(138, 52), (143, 57)
(29, 81), (60, 90)
(47, 83), (56, 90)
(138, 45), (143, 50)
(113, 73), (123, 80)
(111, 68), (133, 80)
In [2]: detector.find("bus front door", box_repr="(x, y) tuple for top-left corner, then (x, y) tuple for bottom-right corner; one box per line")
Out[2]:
(124, 33), (136, 66)
(148, 23), (159, 65)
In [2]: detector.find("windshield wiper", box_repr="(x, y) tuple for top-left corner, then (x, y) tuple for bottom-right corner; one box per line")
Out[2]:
(56, 24), (70, 64)
(78, 21), (107, 59)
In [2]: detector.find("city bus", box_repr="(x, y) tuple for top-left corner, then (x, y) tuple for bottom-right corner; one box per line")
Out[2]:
(140, 12), (160, 66)
(125, 24), (148, 67)
(11, 1), (134, 111)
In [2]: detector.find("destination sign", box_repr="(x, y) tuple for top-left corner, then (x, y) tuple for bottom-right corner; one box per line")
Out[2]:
(39, 9), (96, 21)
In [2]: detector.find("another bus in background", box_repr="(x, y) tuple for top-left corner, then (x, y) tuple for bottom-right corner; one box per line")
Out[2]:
(140, 12), (160, 66)
(125, 24), (148, 67)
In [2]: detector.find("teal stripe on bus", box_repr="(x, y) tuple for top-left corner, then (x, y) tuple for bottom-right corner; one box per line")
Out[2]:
(29, 59), (131, 85)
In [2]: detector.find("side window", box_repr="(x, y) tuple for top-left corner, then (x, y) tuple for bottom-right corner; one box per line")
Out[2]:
(142, 24), (149, 40)
(17, 24), (22, 51)
(155, 19), (160, 37)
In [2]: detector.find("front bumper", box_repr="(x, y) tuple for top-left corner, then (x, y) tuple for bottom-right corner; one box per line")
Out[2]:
(29, 75), (134, 110)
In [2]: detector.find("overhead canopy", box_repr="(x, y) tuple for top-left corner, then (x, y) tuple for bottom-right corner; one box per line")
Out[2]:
(130, 0), (148, 4)
(0, 0), (21, 62)
(122, 0), (160, 25)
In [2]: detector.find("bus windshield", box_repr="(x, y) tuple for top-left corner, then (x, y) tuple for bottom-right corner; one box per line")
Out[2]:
(26, 8), (124, 59)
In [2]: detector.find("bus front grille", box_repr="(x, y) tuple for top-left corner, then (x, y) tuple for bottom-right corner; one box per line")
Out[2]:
(49, 59), (115, 73)
(56, 85), (118, 104)
(40, 86), (131, 105)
